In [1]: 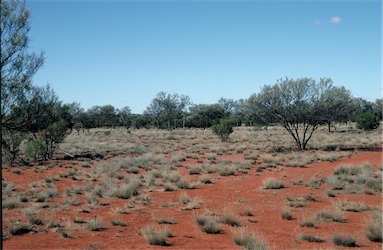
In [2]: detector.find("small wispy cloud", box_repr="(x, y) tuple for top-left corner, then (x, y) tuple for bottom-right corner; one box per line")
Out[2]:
(329, 16), (342, 24)
(314, 16), (342, 25)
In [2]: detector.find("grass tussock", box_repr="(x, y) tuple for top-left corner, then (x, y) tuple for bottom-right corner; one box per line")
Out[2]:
(263, 178), (285, 189)
(299, 233), (326, 243)
(233, 231), (268, 250)
(315, 210), (346, 223)
(140, 225), (172, 246)
(366, 212), (383, 242)
(332, 234), (357, 247)
(86, 217), (104, 231)
(336, 200), (372, 212)
(195, 215), (221, 234)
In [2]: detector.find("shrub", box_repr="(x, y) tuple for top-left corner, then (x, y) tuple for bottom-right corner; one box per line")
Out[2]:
(332, 234), (357, 247)
(263, 178), (284, 189)
(355, 112), (379, 130)
(211, 119), (234, 142)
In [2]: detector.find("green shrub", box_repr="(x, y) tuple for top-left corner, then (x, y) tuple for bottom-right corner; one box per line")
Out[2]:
(355, 112), (379, 130)
(211, 119), (234, 142)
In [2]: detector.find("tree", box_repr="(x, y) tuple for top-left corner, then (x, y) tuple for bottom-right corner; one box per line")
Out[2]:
(321, 85), (354, 132)
(144, 92), (190, 129)
(186, 103), (225, 128)
(255, 77), (335, 150)
(118, 106), (132, 129)
(1, 0), (45, 131)
(372, 98), (382, 121)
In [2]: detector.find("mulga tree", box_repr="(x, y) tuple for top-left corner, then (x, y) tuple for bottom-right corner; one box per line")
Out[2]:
(254, 77), (338, 150)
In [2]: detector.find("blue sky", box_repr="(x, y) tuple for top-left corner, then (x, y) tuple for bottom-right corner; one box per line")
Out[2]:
(27, 0), (381, 114)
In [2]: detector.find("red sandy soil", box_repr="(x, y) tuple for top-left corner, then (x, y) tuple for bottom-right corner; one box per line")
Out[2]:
(2, 150), (382, 250)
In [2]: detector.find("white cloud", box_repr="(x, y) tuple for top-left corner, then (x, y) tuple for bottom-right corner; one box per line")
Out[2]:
(329, 16), (342, 24)
(314, 19), (324, 25)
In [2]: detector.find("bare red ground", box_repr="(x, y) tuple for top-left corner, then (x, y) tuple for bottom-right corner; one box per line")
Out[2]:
(2, 150), (383, 250)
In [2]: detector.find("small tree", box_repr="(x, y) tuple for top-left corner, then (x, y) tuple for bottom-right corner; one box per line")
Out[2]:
(211, 119), (234, 142)
(355, 112), (380, 130)
(254, 77), (335, 150)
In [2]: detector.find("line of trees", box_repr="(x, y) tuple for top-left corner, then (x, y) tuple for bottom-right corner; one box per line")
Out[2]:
(1, 0), (382, 166)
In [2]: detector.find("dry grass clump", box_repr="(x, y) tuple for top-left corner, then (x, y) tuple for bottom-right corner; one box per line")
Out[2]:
(195, 215), (221, 234)
(299, 233), (325, 243)
(112, 178), (141, 199)
(366, 212), (383, 242)
(263, 178), (285, 189)
(216, 165), (237, 176)
(2, 197), (20, 209)
(233, 231), (268, 250)
(332, 234), (357, 247)
(140, 225), (172, 246)
(154, 216), (176, 225)
(175, 178), (197, 189)
(8, 223), (34, 235)
(281, 210), (293, 220)
(305, 177), (323, 189)
(219, 212), (242, 227)
(86, 217), (104, 231)
(336, 200), (372, 212)
(299, 218), (316, 228)
(111, 219), (127, 227)
(315, 210), (346, 223)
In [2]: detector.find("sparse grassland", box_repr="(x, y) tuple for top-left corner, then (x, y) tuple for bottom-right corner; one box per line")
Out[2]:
(2, 126), (382, 249)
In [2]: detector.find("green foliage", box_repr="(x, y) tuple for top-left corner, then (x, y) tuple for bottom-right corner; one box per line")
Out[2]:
(355, 112), (379, 130)
(211, 119), (234, 142)
(25, 119), (70, 160)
